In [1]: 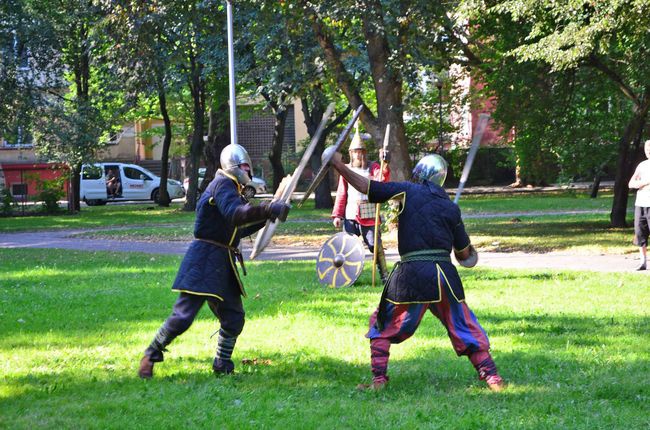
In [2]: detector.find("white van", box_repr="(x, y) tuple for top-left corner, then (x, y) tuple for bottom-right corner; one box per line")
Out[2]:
(81, 163), (185, 206)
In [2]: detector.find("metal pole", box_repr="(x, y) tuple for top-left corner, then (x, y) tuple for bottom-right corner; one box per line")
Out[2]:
(437, 83), (443, 155)
(226, 1), (238, 146)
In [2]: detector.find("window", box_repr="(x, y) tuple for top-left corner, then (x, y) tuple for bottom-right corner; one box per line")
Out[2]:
(12, 183), (28, 197)
(124, 167), (151, 180)
(82, 165), (103, 180)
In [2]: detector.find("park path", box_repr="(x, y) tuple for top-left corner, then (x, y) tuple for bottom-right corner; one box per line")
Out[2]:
(0, 213), (644, 273)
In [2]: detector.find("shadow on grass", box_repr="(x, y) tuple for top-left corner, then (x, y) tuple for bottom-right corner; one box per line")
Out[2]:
(2, 345), (649, 429)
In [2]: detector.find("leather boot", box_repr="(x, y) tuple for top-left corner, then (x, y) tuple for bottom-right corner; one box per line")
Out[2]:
(356, 375), (388, 391)
(138, 355), (154, 379)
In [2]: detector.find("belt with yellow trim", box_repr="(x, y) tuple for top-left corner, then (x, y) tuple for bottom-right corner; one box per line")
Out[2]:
(195, 238), (247, 276)
(400, 249), (451, 263)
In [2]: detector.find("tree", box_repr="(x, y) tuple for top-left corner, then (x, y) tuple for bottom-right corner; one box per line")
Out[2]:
(21, 0), (123, 212)
(483, 1), (650, 226)
(101, 1), (180, 207)
(299, 1), (416, 180)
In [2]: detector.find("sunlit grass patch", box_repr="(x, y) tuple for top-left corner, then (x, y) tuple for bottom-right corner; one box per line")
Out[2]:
(1, 248), (649, 428)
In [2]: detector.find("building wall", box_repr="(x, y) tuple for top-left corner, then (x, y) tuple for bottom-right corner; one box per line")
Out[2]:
(0, 162), (68, 199)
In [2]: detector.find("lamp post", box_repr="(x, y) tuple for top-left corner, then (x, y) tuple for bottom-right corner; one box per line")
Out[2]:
(433, 75), (444, 155)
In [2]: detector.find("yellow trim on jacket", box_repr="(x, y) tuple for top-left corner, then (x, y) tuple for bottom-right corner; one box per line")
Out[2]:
(171, 289), (224, 301)
(383, 263), (464, 305)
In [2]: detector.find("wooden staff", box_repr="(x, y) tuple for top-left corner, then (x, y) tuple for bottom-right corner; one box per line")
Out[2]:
(372, 124), (390, 288)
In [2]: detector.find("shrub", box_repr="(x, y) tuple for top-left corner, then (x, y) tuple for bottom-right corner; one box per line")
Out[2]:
(26, 174), (66, 214)
(1, 188), (14, 216)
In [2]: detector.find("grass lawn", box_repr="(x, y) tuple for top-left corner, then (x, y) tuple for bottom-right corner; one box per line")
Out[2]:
(0, 190), (633, 233)
(466, 213), (635, 254)
(457, 190), (627, 215)
(1, 248), (648, 429)
(69, 211), (637, 255)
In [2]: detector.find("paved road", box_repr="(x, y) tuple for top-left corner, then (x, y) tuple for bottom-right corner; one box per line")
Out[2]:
(0, 228), (645, 273)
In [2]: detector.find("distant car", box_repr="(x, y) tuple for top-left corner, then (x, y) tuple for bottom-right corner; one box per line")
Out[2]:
(184, 168), (267, 198)
(81, 163), (185, 206)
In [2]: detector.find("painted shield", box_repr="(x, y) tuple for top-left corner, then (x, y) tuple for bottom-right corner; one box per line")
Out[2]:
(316, 232), (365, 288)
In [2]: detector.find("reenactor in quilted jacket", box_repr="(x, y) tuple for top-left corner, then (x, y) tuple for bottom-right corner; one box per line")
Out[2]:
(329, 151), (505, 392)
(138, 144), (290, 379)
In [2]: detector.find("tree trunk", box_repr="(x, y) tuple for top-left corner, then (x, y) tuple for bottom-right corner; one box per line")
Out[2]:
(269, 107), (288, 192)
(610, 105), (648, 227)
(203, 103), (229, 192)
(183, 90), (205, 211)
(156, 77), (172, 207)
(301, 97), (352, 209)
(182, 53), (206, 212)
(590, 173), (601, 199)
(68, 163), (81, 213)
(362, 0), (410, 181)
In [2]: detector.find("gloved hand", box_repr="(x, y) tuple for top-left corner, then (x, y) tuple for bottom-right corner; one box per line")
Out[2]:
(266, 201), (291, 222)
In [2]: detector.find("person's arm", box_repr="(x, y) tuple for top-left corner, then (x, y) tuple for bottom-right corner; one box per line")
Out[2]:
(629, 164), (649, 189)
(330, 153), (370, 195)
(332, 174), (347, 220)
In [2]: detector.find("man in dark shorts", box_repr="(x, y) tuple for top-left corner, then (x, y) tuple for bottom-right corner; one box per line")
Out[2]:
(628, 139), (650, 270)
(138, 143), (290, 378)
(329, 150), (505, 391)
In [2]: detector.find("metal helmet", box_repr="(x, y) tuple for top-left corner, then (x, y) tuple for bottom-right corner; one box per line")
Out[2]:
(220, 143), (253, 186)
(411, 154), (448, 186)
(348, 123), (366, 151)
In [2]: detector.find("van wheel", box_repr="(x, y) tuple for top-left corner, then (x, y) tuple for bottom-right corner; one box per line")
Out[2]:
(85, 199), (107, 206)
(151, 188), (160, 203)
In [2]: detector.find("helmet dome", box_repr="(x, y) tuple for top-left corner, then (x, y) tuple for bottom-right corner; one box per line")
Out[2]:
(411, 154), (448, 186)
(220, 143), (253, 186)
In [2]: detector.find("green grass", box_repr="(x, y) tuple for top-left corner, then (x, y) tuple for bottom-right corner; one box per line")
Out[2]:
(1, 248), (649, 429)
(0, 199), (331, 233)
(0, 190), (634, 234)
(70, 212), (636, 255)
(456, 190), (632, 215)
(466, 213), (635, 254)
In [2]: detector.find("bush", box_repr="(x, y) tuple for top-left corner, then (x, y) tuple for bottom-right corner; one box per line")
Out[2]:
(1, 188), (14, 216)
(26, 174), (65, 214)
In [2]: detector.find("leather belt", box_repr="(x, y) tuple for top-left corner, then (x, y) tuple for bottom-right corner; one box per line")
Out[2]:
(196, 238), (247, 276)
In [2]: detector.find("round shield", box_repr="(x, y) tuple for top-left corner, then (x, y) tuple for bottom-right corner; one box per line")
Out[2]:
(316, 232), (365, 288)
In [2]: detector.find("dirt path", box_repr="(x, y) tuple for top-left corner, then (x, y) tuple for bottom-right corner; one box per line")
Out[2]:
(1, 226), (645, 273)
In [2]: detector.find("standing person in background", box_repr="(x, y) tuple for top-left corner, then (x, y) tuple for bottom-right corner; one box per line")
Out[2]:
(628, 139), (650, 271)
(138, 144), (290, 379)
(331, 124), (391, 284)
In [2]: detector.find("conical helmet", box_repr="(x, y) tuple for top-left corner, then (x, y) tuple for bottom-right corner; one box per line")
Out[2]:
(411, 154), (448, 186)
(348, 122), (365, 151)
(220, 143), (252, 186)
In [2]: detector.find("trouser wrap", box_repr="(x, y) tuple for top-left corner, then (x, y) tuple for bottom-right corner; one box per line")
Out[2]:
(145, 326), (175, 362)
(470, 351), (498, 379)
(214, 329), (238, 373)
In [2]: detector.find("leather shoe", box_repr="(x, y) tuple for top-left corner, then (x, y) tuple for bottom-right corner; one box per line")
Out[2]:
(138, 355), (154, 379)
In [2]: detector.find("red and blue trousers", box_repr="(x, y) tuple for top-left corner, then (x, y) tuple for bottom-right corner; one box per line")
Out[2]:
(366, 281), (498, 384)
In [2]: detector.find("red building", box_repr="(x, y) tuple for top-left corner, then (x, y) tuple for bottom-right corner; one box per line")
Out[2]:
(0, 162), (69, 200)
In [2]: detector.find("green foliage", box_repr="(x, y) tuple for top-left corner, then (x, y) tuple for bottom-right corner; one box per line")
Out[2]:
(0, 188), (15, 216)
(26, 174), (65, 214)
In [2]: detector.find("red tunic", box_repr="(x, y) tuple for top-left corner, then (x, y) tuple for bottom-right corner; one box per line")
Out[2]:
(332, 161), (390, 227)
